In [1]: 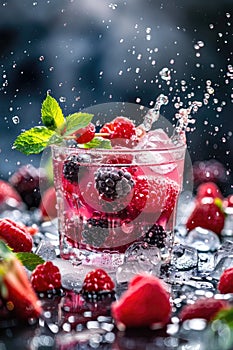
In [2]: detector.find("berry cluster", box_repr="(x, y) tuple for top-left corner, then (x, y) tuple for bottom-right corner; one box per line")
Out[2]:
(82, 217), (109, 247)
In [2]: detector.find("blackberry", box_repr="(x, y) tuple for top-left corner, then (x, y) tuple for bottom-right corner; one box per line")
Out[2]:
(144, 224), (167, 249)
(9, 165), (47, 209)
(82, 217), (109, 247)
(95, 167), (134, 200)
(63, 154), (90, 184)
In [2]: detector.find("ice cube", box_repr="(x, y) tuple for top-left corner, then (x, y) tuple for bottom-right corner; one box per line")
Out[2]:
(171, 244), (198, 271)
(116, 242), (161, 284)
(210, 255), (233, 280)
(135, 128), (173, 150)
(185, 227), (221, 252)
(35, 240), (57, 261)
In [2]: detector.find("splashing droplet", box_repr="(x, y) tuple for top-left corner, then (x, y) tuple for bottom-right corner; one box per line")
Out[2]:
(159, 67), (171, 81)
(12, 116), (20, 124)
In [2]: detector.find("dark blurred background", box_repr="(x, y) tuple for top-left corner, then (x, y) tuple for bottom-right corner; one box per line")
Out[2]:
(0, 0), (232, 193)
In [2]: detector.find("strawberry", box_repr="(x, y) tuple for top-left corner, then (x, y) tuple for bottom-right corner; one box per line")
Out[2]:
(72, 122), (96, 144)
(82, 268), (115, 293)
(0, 218), (33, 252)
(39, 186), (57, 220)
(179, 298), (228, 322)
(0, 240), (42, 320)
(218, 267), (233, 294)
(111, 274), (171, 329)
(0, 179), (22, 206)
(196, 182), (223, 201)
(31, 261), (61, 292)
(186, 197), (225, 235)
(100, 116), (137, 147)
(223, 194), (233, 210)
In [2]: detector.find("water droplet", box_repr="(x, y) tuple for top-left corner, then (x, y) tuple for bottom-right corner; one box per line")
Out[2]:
(159, 67), (171, 81)
(12, 116), (20, 124)
(39, 56), (45, 61)
(209, 24), (214, 29)
(109, 3), (117, 10)
(59, 96), (66, 103)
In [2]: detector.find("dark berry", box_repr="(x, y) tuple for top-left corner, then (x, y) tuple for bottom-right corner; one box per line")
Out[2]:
(9, 165), (47, 208)
(31, 261), (61, 292)
(63, 154), (91, 184)
(82, 217), (109, 247)
(73, 123), (96, 144)
(82, 269), (115, 293)
(95, 167), (134, 200)
(144, 224), (167, 249)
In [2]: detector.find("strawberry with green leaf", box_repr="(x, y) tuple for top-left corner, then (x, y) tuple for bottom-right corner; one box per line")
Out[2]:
(0, 240), (42, 320)
(13, 94), (111, 155)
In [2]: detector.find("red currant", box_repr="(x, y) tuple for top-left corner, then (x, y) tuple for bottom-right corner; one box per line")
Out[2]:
(73, 123), (95, 144)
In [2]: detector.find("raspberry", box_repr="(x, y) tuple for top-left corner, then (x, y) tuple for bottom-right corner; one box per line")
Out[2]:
(73, 123), (95, 144)
(100, 116), (137, 147)
(31, 261), (61, 292)
(0, 218), (33, 252)
(95, 167), (135, 200)
(111, 274), (171, 328)
(218, 267), (233, 294)
(196, 182), (222, 201)
(82, 269), (115, 293)
(179, 298), (228, 322)
(82, 217), (109, 247)
(186, 197), (225, 235)
(63, 154), (91, 184)
(143, 224), (167, 249)
(9, 165), (47, 208)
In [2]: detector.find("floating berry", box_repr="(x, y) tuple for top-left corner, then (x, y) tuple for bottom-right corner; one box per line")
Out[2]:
(95, 167), (135, 200)
(39, 186), (57, 220)
(179, 298), (228, 322)
(9, 165), (47, 209)
(100, 116), (137, 147)
(72, 123), (96, 144)
(31, 261), (61, 292)
(82, 269), (115, 293)
(82, 217), (109, 247)
(0, 218), (33, 252)
(186, 197), (225, 235)
(218, 267), (233, 294)
(63, 154), (91, 184)
(111, 274), (171, 329)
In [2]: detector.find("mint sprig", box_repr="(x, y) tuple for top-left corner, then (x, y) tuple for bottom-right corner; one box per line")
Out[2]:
(16, 252), (45, 271)
(13, 94), (111, 155)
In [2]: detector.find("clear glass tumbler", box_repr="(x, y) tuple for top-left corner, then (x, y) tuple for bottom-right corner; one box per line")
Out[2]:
(52, 139), (186, 270)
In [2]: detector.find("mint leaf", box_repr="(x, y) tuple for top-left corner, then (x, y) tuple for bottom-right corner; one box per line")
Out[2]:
(64, 112), (94, 136)
(16, 252), (45, 271)
(83, 137), (112, 149)
(0, 240), (13, 259)
(13, 126), (56, 155)
(214, 308), (233, 328)
(41, 95), (65, 130)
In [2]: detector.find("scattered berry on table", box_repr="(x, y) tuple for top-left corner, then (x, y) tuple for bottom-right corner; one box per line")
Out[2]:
(82, 268), (115, 293)
(30, 261), (61, 292)
(73, 122), (96, 144)
(186, 197), (225, 235)
(95, 167), (135, 200)
(196, 182), (223, 201)
(179, 298), (228, 322)
(63, 154), (91, 184)
(218, 267), (233, 294)
(99, 116), (137, 147)
(0, 179), (22, 206)
(111, 274), (171, 329)
(144, 224), (167, 248)
(9, 165), (48, 209)
(0, 218), (33, 252)
(82, 217), (109, 247)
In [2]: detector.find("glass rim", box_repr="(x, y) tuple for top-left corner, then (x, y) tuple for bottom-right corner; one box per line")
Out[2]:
(51, 142), (187, 153)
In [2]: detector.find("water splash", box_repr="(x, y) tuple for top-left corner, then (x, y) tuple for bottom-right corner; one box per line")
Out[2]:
(140, 94), (169, 131)
(171, 101), (203, 144)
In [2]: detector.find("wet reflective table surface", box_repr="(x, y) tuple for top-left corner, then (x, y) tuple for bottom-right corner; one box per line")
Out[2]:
(1, 205), (233, 350)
